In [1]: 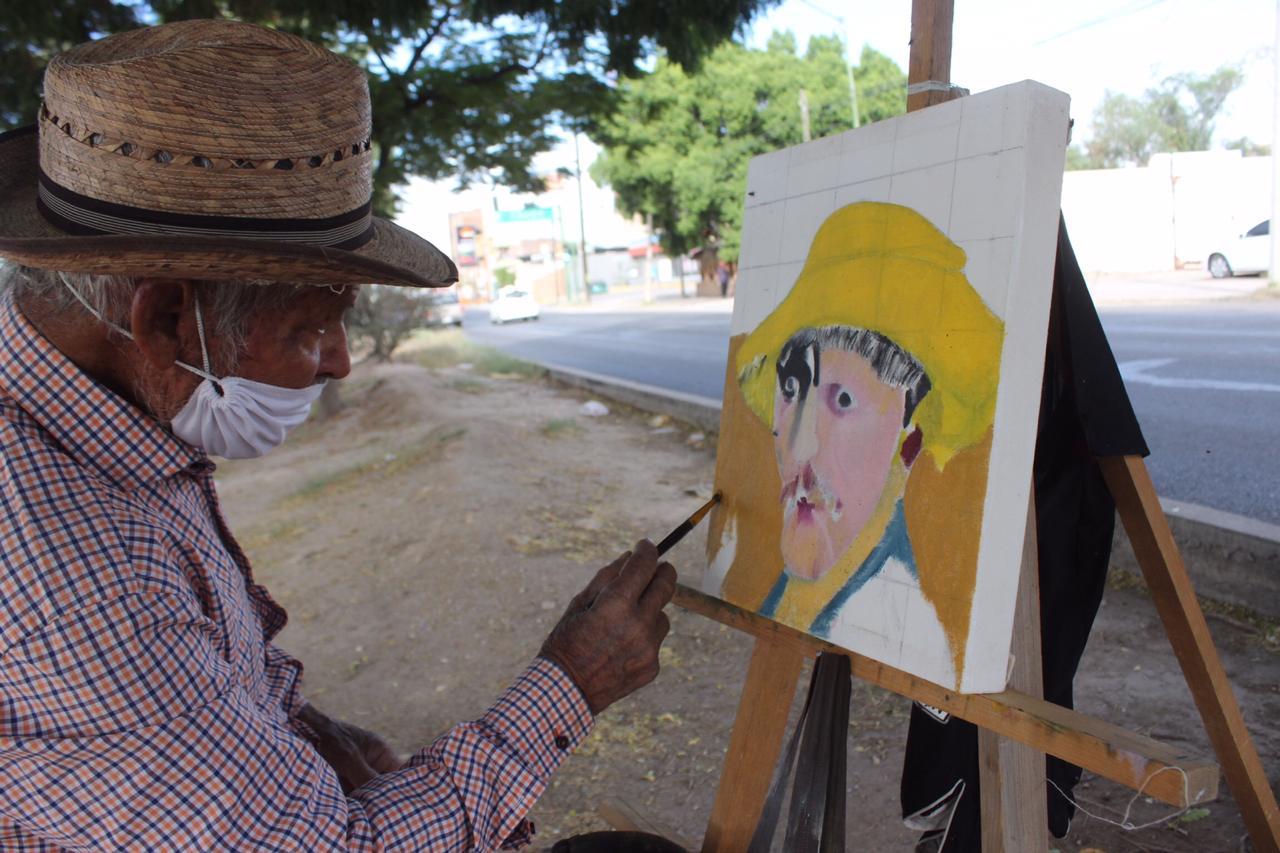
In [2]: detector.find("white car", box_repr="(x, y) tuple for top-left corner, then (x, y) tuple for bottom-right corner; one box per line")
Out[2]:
(422, 289), (463, 327)
(1208, 220), (1269, 278)
(489, 288), (540, 324)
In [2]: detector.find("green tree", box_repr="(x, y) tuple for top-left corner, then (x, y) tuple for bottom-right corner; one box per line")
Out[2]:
(1, 0), (781, 216)
(1073, 65), (1244, 169)
(854, 44), (907, 123)
(591, 35), (906, 273)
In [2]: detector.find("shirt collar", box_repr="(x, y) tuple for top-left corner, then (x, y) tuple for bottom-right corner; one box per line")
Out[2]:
(0, 290), (205, 490)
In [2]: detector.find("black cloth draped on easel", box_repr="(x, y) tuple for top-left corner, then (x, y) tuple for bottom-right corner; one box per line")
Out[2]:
(899, 216), (1149, 851)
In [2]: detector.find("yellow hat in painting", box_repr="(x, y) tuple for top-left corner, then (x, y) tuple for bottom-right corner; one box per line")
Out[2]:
(736, 201), (1005, 468)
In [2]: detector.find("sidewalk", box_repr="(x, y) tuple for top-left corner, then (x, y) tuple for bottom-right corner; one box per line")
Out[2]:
(1085, 269), (1275, 306)
(539, 272), (1276, 314)
(549, 282), (735, 314)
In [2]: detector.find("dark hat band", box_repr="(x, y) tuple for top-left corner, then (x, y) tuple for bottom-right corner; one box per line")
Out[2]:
(36, 169), (375, 250)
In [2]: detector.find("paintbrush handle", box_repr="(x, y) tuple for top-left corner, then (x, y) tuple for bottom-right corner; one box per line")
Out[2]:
(655, 493), (721, 556)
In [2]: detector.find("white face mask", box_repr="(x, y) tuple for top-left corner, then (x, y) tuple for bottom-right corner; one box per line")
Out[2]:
(61, 276), (325, 459)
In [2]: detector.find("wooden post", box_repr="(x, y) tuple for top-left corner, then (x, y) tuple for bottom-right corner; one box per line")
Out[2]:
(1102, 456), (1280, 849)
(701, 638), (805, 852)
(908, 0), (960, 112)
(978, 495), (1048, 852)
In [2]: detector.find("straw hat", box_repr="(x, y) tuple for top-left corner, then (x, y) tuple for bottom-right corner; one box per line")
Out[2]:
(0, 19), (456, 288)
(735, 202), (1005, 468)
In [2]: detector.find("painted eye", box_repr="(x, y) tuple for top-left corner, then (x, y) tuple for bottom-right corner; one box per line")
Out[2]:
(782, 375), (799, 400)
(830, 386), (856, 412)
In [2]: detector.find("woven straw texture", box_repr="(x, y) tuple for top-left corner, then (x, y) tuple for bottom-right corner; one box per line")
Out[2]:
(0, 20), (456, 288)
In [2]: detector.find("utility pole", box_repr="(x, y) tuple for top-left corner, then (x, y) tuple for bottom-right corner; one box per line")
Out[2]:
(805, 2), (861, 128)
(843, 23), (860, 129)
(1270, 0), (1280, 287)
(643, 212), (654, 304)
(574, 130), (592, 303)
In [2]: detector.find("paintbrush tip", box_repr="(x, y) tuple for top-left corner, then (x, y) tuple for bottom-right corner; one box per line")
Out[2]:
(712, 491), (722, 503)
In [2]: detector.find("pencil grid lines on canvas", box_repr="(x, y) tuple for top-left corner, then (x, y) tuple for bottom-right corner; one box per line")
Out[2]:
(707, 81), (1071, 692)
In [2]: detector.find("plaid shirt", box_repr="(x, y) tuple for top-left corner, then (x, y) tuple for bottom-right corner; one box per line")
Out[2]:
(0, 293), (593, 850)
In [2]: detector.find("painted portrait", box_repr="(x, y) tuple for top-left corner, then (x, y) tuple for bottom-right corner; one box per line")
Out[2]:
(708, 201), (1002, 687)
(703, 78), (1071, 692)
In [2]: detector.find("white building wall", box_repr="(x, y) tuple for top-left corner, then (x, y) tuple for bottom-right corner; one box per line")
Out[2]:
(1060, 150), (1272, 273)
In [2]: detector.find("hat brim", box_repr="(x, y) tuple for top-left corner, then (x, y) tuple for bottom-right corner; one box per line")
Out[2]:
(0, 128), (457, 288)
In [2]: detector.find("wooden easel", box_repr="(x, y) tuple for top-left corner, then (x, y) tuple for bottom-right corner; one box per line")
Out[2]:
(605, 1), (1280, 850)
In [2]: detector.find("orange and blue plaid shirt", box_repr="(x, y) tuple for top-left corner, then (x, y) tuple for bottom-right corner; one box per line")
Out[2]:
(0, 292), (592, 850)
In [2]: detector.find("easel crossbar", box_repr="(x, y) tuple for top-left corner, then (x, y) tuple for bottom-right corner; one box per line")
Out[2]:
(672, 584), (1220, 809)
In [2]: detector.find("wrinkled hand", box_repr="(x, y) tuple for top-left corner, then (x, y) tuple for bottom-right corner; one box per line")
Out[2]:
(297, 704), (404, 794)
(540, 539), (676, 715)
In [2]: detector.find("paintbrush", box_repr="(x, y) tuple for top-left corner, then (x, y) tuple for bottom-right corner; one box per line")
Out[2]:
(655, 492), (722, 556)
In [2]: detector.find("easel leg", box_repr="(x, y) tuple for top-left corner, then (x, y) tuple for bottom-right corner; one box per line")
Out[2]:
(978, 494), (1048, 852)
(701, 637), (805, 853)
(1102, 455), (1280, 850)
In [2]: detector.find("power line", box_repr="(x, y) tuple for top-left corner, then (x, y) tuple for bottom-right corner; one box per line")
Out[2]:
(798, 0), (846, 25)
(1032, 0), (1173, 46)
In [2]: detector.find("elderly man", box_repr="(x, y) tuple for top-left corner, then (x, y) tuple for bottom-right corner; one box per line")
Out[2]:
(0, 20), (674, 850)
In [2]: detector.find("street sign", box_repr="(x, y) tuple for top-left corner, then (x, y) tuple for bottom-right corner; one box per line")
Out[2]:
(497, 206), (554, 224)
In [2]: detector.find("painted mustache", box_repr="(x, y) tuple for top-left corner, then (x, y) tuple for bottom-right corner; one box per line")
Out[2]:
(780, 464), (843, 520)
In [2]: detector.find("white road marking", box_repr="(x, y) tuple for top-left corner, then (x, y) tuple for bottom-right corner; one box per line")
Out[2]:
(1119, 359), (1280, 393)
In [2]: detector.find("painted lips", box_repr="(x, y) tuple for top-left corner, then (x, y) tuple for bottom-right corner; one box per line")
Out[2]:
(781, 464), (842, 524)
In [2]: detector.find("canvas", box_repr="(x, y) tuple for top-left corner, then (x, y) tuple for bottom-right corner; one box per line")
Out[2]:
(704, 81), (1071, 693)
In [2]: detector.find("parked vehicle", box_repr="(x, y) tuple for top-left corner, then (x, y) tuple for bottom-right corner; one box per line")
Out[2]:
(490, 288), (540, 324)
(423, 288), (463, 327)
(1208, 220), (1269, 278)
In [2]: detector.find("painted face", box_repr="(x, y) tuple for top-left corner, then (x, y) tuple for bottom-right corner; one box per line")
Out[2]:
(773, 346), (909, 581)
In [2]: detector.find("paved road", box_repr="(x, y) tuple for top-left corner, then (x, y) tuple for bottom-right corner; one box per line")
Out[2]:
(464, 300), (1280, 524)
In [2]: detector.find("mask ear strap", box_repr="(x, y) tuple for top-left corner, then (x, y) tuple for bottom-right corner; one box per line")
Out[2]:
(59, 272), (134, 341)
(59, 273), (222, 388)
(186, 297), (224, 394)
(192, 300), (210, 374)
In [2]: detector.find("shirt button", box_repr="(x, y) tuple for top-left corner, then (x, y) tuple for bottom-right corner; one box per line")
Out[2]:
(554, 734), (570, 751)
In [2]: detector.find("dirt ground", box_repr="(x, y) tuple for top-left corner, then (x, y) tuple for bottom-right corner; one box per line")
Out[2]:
(216, 333), (1279, 852)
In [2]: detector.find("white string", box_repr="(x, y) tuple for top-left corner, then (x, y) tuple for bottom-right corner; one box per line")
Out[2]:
(58, 272), (134, 342)
(58, 272), (222, 387)
(1048, 765), (1194, 832)
(192, 300), (212, 375)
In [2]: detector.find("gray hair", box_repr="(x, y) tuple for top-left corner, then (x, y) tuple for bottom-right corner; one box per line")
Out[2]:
(777, 325), (932, 427)
(0, 263), (303, 357)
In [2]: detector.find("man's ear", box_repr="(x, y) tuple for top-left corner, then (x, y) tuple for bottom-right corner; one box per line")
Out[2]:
(900, 425), (924, 468)
(130, 279), (196, 371)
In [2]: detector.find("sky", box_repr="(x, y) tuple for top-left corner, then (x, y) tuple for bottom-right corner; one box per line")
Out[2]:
(400, 0), (1277, 254)
(747, 0), (1275, 146)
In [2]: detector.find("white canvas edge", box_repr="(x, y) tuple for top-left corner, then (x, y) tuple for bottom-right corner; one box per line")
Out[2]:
(959, 83), (1071, 692)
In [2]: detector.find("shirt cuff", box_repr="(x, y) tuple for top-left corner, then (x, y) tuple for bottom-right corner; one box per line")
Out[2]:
(481, 657), (595, 782)
(501, 818), (536, 850)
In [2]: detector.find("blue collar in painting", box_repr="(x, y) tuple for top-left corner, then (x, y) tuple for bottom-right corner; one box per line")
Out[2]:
(758, 501), (915, 638)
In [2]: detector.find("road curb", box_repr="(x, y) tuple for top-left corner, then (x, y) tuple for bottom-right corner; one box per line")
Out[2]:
(1112, 501), (1280, 621)
(546, 365), (1280, 622)
(545, 364), (724, 433)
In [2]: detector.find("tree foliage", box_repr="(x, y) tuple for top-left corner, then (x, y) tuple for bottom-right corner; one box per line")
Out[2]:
(590, 35), (906, 266)
(1, 0), (781, 216)
(1069, 65), (1244, 169)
